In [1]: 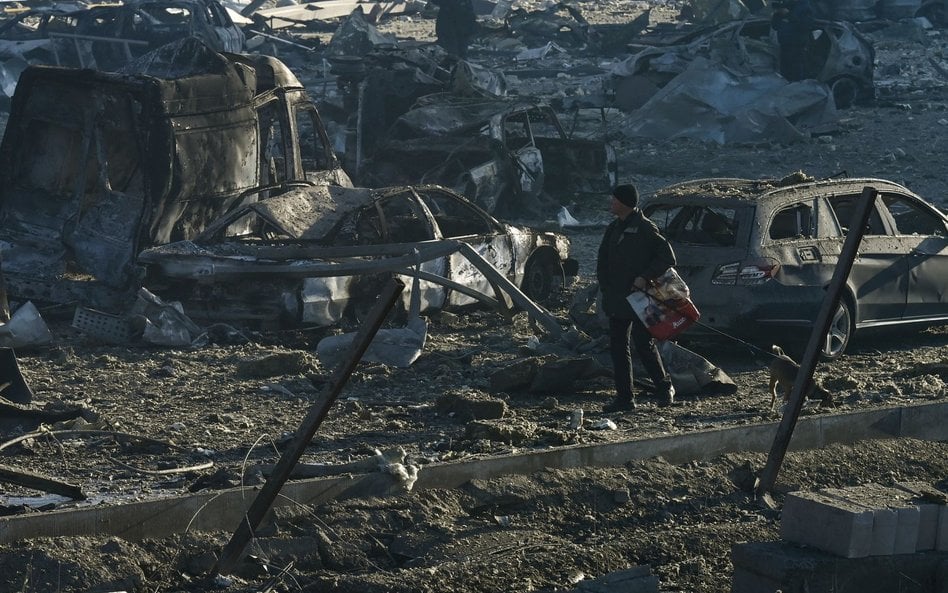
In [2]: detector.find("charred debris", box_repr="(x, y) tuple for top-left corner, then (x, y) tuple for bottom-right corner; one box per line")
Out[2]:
(0, 0), (933, 355)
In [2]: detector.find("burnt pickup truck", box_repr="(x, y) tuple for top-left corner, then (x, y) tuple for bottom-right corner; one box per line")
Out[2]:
(0, 38), (350, 309)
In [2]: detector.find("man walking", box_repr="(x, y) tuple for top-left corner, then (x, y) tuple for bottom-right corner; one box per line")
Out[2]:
(596, 184), (677, 412)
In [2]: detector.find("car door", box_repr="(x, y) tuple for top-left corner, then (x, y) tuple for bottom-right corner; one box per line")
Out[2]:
(530, 106), (618, 199)
(826, 192), (907, 323)
(415, 187), (513, 308)
(360, 190), (446, 314)
(501, 110), (543, 199)
(878, 191), (948, 320)
(303, 190), (445, 322)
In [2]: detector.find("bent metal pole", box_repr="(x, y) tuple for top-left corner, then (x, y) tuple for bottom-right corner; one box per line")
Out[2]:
(756, 186), (878, 495)
(215, 277), (405, 575)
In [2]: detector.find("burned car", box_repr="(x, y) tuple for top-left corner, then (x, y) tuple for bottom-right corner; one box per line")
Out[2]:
(138, 184), (577, 327)
(0, 0), (244, 76)
(0, 40), (349, 309)
(358, 94), (617, 216)
(642, 176), (948, 359)
(611, 17), (874, 109)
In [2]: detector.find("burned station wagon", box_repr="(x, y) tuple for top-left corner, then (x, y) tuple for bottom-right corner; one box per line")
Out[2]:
(642, 175), (948, 359)
(0, 40), (349, 309)
(137, 184), (577, 327)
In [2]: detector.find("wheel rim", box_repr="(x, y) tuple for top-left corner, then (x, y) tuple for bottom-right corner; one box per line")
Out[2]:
(831, 77), (858, 110)
(523, 259), (554, 301)
(823, 302), (851, 359)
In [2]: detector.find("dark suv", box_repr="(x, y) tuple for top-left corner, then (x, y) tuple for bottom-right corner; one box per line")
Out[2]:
(642, 175), (948, 359)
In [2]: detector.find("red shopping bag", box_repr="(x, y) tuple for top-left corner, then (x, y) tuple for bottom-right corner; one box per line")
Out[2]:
(626, 268), (701, 340)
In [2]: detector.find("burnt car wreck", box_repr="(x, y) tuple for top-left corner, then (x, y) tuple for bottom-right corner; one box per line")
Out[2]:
(611, 17), (875, 110)
(358, 94), (618, 216)
(0, 0), (244, 96)
(137, 184), (577, 328)
(0, 39), (349, 310)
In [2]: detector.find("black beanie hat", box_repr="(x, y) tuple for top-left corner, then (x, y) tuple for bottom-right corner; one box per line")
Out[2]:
(612, 184), (639, 209)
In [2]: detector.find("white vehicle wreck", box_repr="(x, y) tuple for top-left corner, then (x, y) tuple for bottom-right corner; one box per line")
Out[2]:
(137, 184), (578, 327)
(0, 39), (350, 309)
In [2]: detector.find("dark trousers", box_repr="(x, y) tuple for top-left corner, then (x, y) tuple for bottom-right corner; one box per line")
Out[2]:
(608, 316), (672, 402)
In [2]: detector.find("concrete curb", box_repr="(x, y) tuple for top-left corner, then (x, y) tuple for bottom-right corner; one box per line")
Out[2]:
(2, 400), (947, 544)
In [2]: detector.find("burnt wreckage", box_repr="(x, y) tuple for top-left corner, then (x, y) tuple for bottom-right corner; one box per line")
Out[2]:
(358, 93), (618, 216)
(0, 0), (245, 95)
(0, 39), (350, 309)
(0, 40), (577, 328)
(320, 43), (616, 216)
(138, 184), (577, 327)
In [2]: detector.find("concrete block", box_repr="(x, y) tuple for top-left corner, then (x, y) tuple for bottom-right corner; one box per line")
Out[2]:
(868, 507), (898, 556)
(893, 505), (922, 554)
(781, 491), (874, 558)
(732, 541), (943, 593)
(823, 484), (920, 555)
(936, 558), (948, 593)
(917, 503), (939, 551)
(894, 481), (947, 551)
(938, 505), (948, 552)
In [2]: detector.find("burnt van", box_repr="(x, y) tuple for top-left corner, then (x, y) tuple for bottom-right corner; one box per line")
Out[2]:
(0, 38), (350, 308)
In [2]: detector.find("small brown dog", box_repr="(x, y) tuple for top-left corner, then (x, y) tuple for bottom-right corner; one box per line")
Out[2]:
(769, 345), (834, 411)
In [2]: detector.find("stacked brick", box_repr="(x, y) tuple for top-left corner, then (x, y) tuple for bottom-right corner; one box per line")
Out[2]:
(780, 482), (948, 558)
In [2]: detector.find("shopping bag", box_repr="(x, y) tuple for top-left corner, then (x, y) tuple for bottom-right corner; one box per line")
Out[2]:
(626, 268), (700, 340)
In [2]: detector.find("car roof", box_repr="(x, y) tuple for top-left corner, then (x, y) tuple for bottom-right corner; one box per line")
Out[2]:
(648, 175), (917, 204)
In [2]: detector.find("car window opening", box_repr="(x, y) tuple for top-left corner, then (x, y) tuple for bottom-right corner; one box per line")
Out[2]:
(881, 194), (947, 236)
(769, 204), (813, 240)
(646, 204), (737, 246)
(828, 195), (887, 236)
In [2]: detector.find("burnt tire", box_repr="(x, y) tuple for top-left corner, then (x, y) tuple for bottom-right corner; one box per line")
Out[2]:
(522, 252), (560, 303)
(821, 299), (853, 361)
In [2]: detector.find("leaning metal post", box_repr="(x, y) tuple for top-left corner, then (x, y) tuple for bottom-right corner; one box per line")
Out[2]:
(214, 277), (405, 575)
(755, 186), (878, 495)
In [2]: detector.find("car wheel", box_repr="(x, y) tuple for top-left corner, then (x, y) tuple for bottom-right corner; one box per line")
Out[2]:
(522, 252), (560, 303)
(830, 76), (859, 110)
(821, 300), (853, 361)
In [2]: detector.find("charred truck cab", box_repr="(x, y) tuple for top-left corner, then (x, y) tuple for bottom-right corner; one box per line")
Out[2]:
(0, 39), (350, 308)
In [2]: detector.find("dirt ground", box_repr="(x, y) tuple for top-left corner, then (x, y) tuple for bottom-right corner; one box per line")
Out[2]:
(2, 2), (948, 592)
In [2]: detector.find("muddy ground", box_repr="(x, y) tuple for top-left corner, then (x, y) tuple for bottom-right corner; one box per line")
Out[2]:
(2, 2), (948, 592)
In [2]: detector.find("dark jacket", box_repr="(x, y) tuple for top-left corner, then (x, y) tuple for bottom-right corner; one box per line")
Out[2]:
(596, 209), (676, 319)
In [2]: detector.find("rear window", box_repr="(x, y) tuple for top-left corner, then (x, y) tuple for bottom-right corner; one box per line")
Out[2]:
(645, 203), (740, 247)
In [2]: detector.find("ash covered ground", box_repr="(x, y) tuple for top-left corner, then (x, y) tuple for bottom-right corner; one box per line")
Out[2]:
(1, 1), (948, 592)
